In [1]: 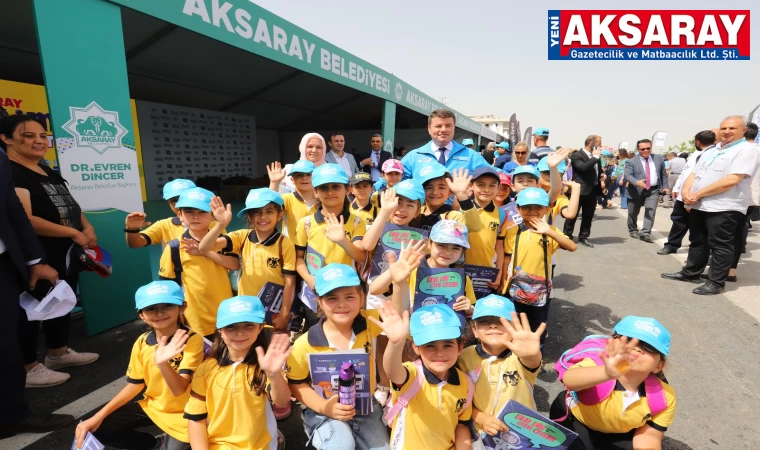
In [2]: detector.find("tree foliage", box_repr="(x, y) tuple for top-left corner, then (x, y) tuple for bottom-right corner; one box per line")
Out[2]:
(668, 139), (695, 153)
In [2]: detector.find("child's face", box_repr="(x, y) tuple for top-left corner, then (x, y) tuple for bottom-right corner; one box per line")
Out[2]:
(351, 182), (373, 202)
(392, 197), (420, 225)
(413, 339), (463, 377)
(511, 175), (538, 194)
(429, 242), (463, 266)
(316, 183), (347, 208)
(383, 171), (402, 187)
(248, 204), (283, 234)
(292, 172), (313, 192)
(516, 205), (548, 225)
(167, 197), (180, 215)
(138, 303), (184, 332)
(495, 184), (511, 204)
(615, 336), (665, 375)
(538, 172), (551, 192)
(220, 322), (263, 354)
(424, 178), (451, 209)
(471, 176), (499, 204)
(472, 317), (508, 351)
(178, 208), (212, 231)
(318, 286), (362, 327)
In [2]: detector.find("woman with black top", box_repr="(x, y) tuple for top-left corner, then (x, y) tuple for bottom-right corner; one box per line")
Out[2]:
(1, 115), (99, 388)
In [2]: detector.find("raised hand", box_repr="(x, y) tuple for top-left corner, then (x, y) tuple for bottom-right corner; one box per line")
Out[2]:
(446, 168), (472, 198)
(601, 336), (638, 379)
(267, 161), (286, 184)
(323, 213), (347, 244)
(381, 187), (399, 212)
(528, 217), (551, 235)
(256, 333), (292, 375)
(125, 212), (150, 229)
(154, 329), (189, 365)
(368, 300), (410, 345)
(210, 196), (233, 226)
(500, 312), (544, 359)
(388, 240), (426, 284)
(547, 148), (571, 168)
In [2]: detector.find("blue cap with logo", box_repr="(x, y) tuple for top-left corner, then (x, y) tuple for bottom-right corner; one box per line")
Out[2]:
(461, 138), (475, 146)
(410, 304), (462, 346)
(135, 280), (184, 310)
(537, 156), (567, 174)
(162, 179), (196, 200)
(601, 149), (612, 157)
(533, 128), (550, 137)
(473, 294), (516, 320)
(314, 263), (361, 296)
(472, 166), (500, 182)
(237, 188), (284, 217)
(291, 160), (316, 175)
(216, 296), (266, 328)
(176, 187), (214, 212)
(430, 219), (470, 248)
(496, 142), (510, 150)
(511, 165), (540, 180)
(415, 162), (448, 185)
(393, 179), (425, 203)
(312, 163), (349, 188)
(613, 316), (671, 356)
(516, 187), (550, 207)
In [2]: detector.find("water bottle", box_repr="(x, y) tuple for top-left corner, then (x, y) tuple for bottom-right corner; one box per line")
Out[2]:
(338, 362), (356, 408)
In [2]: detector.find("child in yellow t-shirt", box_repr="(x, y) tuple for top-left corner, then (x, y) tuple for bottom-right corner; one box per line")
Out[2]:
(465, 166), (507, 292)
(349, 172), (379, 227)
(412, 163), (482, 232)
(267, 160), (318, 239)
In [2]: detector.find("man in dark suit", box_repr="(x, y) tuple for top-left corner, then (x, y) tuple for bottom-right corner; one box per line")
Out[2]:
(358, 134), (392, 182)
(563, 135), (604, 247)
(0, 149), (73, 438)
(624, 139), (670, 242)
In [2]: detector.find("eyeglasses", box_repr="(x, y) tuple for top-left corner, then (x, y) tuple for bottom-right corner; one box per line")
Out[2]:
(514, 152), (528, 155)
(639, 147), (652, 151)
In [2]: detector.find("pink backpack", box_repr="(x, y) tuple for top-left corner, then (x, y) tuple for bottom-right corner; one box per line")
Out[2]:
(384, 360), (474, 424)
(553, 335), (667, 419)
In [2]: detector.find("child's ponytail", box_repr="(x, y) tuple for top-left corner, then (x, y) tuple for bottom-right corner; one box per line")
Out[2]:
(209, 327), (274, 394)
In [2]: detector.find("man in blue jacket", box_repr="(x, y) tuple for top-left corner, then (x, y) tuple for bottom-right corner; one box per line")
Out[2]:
(401, 108), (489, 178)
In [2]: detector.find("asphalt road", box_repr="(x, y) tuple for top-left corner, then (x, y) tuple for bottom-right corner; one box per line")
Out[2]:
(5, 203), (760, 449)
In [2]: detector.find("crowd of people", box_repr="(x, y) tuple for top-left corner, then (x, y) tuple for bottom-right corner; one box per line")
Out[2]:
(1, 108), (757, 450)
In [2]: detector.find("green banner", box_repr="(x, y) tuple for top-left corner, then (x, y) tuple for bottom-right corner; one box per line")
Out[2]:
(106, 0), (497, 140)
(382, 100), (396, 155)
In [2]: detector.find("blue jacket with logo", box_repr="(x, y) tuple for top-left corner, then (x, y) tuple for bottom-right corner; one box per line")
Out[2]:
(401, 140), (489, 179)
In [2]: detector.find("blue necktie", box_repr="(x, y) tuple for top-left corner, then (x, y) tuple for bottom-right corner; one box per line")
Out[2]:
(438, 148), (447, 165)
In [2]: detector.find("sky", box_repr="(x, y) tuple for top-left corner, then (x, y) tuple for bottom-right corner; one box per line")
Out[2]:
(252, 0), (758, 151)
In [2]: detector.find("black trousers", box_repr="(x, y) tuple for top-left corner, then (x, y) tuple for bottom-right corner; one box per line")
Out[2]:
(549, 392), (635, 450)
(663, 200), (690, 251)
(93, 401), (189, 450)
(681, 209), (744, 286)
(0, 253), (30, 426)
(564, 193), (597, 240)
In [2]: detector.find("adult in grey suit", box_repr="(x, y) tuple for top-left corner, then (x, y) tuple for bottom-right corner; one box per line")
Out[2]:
(324, 133), (359, 176)
(624, 139), (669, 242)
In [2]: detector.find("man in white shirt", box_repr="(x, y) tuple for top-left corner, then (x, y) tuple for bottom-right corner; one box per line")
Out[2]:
(664, 151), (686, 208)
(662, 116), (759, 295)
(324, 133), (358, 176)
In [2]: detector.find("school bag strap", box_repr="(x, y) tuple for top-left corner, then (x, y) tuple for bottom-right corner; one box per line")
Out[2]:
(168, 239), (183, 286)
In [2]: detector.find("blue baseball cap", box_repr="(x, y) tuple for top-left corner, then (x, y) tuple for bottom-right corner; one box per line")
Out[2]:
(135, 280), (184, 310)
(314, 263), (361, 296)
(496, 142), (510, 150)
(162, 179), (196, 200)
(613, 316), (671, 356)
(533, 128), (550, 137)
(472, 166), (500, 182)
(601, 149), (612, 157)
(216, 296), (266, 328)
(415, 162), (448, 185)
(511, 165), (540, 180)
(537, 156), (567, 174)
(237, 188), (284, 217)
(393, 179), (425, 203)
(516, 187), (550, 207)
(430, 219), (470, 249)
(312, 163), (349, 188)
(410, 304), (462, 346)
(461, 138), (475, 146)
(291, 160), (315, 175)
(473, 294), (516, 320)
(176, 187), (214, 212)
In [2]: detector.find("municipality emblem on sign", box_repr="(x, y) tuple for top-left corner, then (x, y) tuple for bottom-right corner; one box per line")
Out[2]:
(395, 81), (403, 102)
(62, 101), (128, 154)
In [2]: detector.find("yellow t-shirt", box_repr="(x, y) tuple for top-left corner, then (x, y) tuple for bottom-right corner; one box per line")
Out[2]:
(184, 358), (278, 450)
(465, 202), (507, 267)
(504, 225), (561, 280)
(548, 195), (570, 225)
(408, 266), (477, 306)
(126, 328), (205, 443)
(158, 230), (233, 336)
(225, 230), (296, 297)
(285, 310), (382, 396)
(350, 200), (379, 228)
(568, 358), (677, 433)
(418, 199), (482, 232)
(457, 344), (539, 432)
(389, 361), (473, 450)
(282, 192), (318, 239)
(293, 207), (366, 270)
(140, 216), (221, 246)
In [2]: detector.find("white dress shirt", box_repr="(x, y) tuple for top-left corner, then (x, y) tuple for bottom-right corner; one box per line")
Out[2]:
(430, 141), (454, 163)
(674, 147), (710, 201)
(369, 150), (382, 181)
(0, 238), (41, 265)
(639, 154), (659, 187)
(331, 150), (352, 176)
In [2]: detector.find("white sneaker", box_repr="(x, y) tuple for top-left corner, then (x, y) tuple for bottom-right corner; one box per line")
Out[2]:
(26, 364), (70, 388)
(45, 348), (99, 370)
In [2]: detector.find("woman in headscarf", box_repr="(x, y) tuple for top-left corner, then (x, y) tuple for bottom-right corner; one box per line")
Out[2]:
(277, 132), (326, 194)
